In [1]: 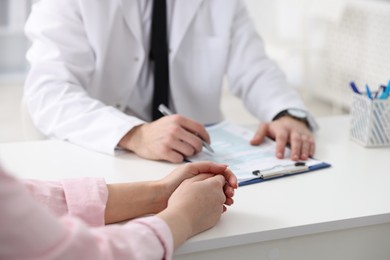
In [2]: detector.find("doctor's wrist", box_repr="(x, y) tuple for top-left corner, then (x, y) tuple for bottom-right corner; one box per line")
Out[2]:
(273, 109), (311, 131)
(118, 124), (143, 151)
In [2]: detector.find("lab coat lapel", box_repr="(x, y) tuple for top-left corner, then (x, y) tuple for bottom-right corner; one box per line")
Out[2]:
(119, 0), (144, 52)
(171, 0), (204, 57)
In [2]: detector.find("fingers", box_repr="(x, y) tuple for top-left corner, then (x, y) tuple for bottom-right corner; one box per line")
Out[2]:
(186, 173), (216, 183)
(165, 162), (233, 200)
(170, 115), (211, 144)
(183, 162), (238, 189)
(289, 132), (315, 161)
(224, 184), (235, 206)
(159, 115), (211, 160)
(268, 117), (316, 161)
(289, 131), (302, 161)
(205, 175), (234, 211)
(182, 161), (228, 176)
(185, 174), (235, 208)
(207, 174), (226, 187)
(222, 168), (238, 189)
(120, 118), (206, 163)
(250, 123), (268, 145)
(203, 175), (235, 209)
(188, 172), (225, 186)
(162, 162), (228, 206)
(187, 165), (231, 188)
(224, 183), (235, 198)
(163, 149), (185, 164)
(274, 130), (288, 159)
(309, 138), (315, 157)
(168, 136), (197, 158)
(299, 134), (309, 160)
(177, 117), (210, 144)
(163, 127), (199, 159)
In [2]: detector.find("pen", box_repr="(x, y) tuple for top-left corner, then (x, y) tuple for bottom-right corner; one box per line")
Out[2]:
(379, 81), (390, 100)
(365, 84), (373, 100)
(349, 81), (361, 94)
(157, 104), (215, 153)
(374, 85), (386, 99)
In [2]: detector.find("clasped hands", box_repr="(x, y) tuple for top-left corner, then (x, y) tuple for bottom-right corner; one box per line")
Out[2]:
(106, 162), (237, 249)
(119, 114), (315, 163)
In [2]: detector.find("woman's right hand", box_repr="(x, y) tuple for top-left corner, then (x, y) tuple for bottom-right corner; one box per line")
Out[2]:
(158, 162), (237, 210)
(157, 172), (232, 249)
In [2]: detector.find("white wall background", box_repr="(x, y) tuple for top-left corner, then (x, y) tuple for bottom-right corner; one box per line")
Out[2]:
(243, 0), (390, 110)
(243, 0), (345, 88)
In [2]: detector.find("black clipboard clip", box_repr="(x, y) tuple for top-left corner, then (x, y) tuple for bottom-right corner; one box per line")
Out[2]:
(252, 162), (309, 180)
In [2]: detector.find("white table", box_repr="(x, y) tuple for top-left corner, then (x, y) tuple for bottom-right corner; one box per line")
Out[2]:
(1, 115), (390, 260)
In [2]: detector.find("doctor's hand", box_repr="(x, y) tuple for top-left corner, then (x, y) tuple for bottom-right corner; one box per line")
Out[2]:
(118, 115), (210, 163)
(250, 117), (315, 161)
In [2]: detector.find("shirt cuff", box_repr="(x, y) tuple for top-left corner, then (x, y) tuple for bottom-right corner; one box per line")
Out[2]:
(133, 216), (174, 260)
(61, 178), (108, 227)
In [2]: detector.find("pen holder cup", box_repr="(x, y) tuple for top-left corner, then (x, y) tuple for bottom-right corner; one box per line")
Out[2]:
(350, 93), (390, 147)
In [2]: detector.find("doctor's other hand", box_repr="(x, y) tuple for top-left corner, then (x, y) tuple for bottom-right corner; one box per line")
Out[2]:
(157, 172), (231, 249)
(118, 115), (211, 163)
(250, 117), (315, 161)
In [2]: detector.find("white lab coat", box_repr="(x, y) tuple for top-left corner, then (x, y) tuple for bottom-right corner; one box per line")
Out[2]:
(24, 0), (308, 155)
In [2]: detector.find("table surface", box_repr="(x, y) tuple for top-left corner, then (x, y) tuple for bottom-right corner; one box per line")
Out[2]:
(1, 115), (389, 256)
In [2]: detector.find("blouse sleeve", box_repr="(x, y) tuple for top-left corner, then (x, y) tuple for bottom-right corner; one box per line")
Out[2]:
(24, 177), (107, 227)
(0, 167), (174, 260)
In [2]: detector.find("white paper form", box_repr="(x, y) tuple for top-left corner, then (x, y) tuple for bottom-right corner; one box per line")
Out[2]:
(188, 121), (322, 182)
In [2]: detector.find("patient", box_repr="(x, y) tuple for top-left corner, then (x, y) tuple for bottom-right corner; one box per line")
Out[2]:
(0, 161), (237, 260)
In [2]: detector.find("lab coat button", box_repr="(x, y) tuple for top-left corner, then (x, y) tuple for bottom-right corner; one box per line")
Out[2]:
(115, 104), (121, 109)
(134, 57), (139, 62)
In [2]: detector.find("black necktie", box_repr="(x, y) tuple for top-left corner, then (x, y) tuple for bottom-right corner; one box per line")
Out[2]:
(150, 0), (170, 120)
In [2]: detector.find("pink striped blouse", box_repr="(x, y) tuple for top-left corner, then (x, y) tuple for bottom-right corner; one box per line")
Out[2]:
(0, 166), (173, 259)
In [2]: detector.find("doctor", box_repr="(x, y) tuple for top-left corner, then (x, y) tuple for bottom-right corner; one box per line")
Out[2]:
(24, 0), (317, 163)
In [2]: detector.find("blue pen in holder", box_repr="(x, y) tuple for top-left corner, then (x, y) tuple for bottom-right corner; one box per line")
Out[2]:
(350, 92), (390, 147)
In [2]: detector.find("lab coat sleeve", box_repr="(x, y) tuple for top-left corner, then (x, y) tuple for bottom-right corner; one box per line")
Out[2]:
(24, 0), (144, 155)
(226, 1), (315, 125)
(24, 177), (107, 227)
(0, 167), (174, 260)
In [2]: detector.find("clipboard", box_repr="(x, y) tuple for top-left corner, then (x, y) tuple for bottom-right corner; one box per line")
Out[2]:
(238, 161), (331, 187)
(187, 121), (331, 186)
